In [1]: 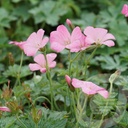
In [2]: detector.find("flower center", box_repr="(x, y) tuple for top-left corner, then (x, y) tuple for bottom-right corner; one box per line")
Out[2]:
(96, 39), (101, 44)
(64, 39), (70, 45)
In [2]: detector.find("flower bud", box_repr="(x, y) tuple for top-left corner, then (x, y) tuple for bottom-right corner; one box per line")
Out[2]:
(65, 75), (75, 92)
(109, 70), (121, 84)
(66, 19), (75, 30)
(31, 107), (42, 124)
(6, 101), (22, 114)
(2, 81), (12, 101)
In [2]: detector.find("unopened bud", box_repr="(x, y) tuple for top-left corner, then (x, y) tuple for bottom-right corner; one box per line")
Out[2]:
(2, 82), (12, 101)
(65, 75), (75, 92)
(6, 101), (22, 114)
(31, 107), (42, 124)
(109, 70), (121, 84)
(8, 52), (15, 65)
(66, 19), (75, 30)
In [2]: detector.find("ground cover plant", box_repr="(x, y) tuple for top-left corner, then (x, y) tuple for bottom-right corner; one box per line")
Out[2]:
(0, 0), (128, 128)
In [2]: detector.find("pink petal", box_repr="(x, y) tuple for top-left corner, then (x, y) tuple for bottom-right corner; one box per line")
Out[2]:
(27, 32), (37, 45)
(98, 90), (109, 99)
(46, 53), (57, 63)
(103, 33), (115, 41)
(50, 42), (65, 52)
(37, 29), (45, 41)
(34, 54), (45, 66)
(9, 41), (26, 50)
(24, 45), (38, 56)
(102, 40), (115, 47)
(40, 37), (49, 48)
(29, 63), (42, 71)
(57, 25), (70, 41)
(81, 86), (97, 95)
(72, 78), (83, 88)
(121, 4), (128, 15)
(94, 28), (107, 41)
(0, 106), (11, 112)
(71, 27), (82, 43)
(84, 26), (94, 36)
(46, 53), (57, 68)
(49, 61), (56, 68)
(68, 40), (81, 52)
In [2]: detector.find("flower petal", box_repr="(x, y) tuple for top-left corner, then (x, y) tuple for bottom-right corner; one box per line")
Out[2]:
(34, 54), (45, 66)
(50, 42), (65, 52)
(98, 90), (109, 99)
(24, 45), (38, 56)
(0, 106), (11, 112)
(37, 29), (44, 41)
(72, 78), (83, 88)
(29, 63), (42, 71)
(103, 33), (115, 41)
(102, 40), (115, 47)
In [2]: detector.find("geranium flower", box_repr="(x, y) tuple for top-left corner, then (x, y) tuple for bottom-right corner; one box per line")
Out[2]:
(0, 106), (11, 112)
(84, 26), (115, 47)
(23, 29), (49, 56)
(29, 53), (57, 73)
(68, 33), (90, 52)
(50, 25), (88, 52)
(9, 41), (26, 50)
(121, 4), (128, 17)
(72, 78), (109, 98)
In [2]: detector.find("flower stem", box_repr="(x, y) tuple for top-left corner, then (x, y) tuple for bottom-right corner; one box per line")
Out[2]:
(97, 82), (113, 128)
(84, 46), (98, 79)
(14, 51), (24, 86)
(75, 94), (88, 127)
(68, 51), (81, 76)
(16, 115), (27, 128)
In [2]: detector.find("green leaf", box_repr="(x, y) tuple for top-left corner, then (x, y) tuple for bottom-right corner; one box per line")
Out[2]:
(0, 76), (8, 84)
(18, 107), (67, 128)
(12, 4), (30, 22)
(29, 0), (68, 26)
(95, 55), (128, 71)
(3, 64), (32, 78)
(0, 8), (16, 28)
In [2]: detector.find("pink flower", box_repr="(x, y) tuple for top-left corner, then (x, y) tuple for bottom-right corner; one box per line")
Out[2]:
(50, 25), (88, 52)
(65, 75), (72, 86)
(9, 41), (26, 50)
(72, 78), (109, 98)
(84, 26), (115, 47)
(0, 106), (11, 112)
(23, 29), (49, 56)
(68, 33), (90, 52)
(29, 53), (57, 73)
(121, 4), (128, 17)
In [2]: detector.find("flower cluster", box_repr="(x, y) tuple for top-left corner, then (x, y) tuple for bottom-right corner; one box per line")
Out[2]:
(10, 29), (57, 73)
(10, 19), (115, 98)
(50, 23), (115, 53)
